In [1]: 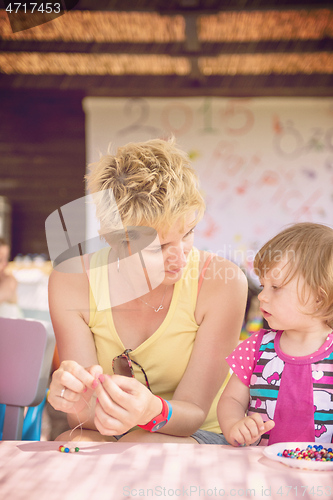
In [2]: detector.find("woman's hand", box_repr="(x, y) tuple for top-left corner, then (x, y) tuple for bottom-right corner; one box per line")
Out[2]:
(228, 414), (275, 447)
(93, 374), (162, 436)
(48, 360), (103, 414)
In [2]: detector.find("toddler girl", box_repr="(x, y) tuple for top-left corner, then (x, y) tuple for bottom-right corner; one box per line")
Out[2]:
(218, 222), (333, 446)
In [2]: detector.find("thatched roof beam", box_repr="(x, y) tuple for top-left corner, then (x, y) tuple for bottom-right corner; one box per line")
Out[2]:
(1, 39), (332, 56)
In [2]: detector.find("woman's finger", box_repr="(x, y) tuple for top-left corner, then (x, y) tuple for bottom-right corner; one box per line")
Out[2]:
(59, 387), (81, 403)
(105, 373), (143, 395)
(93, 374), (154, 434)
(94, 377), (141, 425)
(96, 374), (141, 409)
(86, 364), (104, 380)
(55, 370), (87, 395)
(95, 383), (128, 421)
(59, 360), (97, 390)
(48, 361), (100, 413)
(94, 409), (124, 436)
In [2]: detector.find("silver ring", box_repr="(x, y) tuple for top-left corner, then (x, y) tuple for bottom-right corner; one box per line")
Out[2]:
(60, 388), (65, 398)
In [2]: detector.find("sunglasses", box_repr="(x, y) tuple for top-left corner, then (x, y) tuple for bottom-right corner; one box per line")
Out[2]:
(112, 349), (151, 391)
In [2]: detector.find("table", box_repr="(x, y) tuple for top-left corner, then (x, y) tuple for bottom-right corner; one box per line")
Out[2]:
(0, 441), (332, 500)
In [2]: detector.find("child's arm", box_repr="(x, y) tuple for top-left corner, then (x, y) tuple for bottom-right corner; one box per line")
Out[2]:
(217, 373), (275, 446)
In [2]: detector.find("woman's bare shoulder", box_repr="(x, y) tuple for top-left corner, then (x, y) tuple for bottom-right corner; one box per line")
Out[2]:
(48, 266), (90, 314)
(197, 250), (248, 300)
(195, 252), (247, 325)
(198, 250), (246, 282)
(49, 266), (88, 288)
(197, 249), (212, 274)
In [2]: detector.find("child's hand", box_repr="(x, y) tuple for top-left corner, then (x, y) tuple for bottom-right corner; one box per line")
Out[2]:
(228, 414), (275, 447)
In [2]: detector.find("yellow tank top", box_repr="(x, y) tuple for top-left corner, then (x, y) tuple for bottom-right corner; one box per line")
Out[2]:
(88, 247), (225, 433)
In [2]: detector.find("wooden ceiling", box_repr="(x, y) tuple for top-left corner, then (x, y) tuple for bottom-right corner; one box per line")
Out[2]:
(0, 0), (332, 96)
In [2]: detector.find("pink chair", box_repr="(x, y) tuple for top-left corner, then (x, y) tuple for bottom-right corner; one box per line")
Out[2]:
(0, 317), (55, 440)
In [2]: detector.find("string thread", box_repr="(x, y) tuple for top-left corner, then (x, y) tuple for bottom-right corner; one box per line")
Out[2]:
(69, 394), (92, 442)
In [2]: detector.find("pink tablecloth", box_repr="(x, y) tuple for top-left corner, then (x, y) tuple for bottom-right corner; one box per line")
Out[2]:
(0, 441), (332, 500)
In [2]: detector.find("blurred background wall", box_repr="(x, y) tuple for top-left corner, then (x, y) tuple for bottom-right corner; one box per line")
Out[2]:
(0, 89), (85, 256)
(83, 96), (333, 278)
(0, 0), (332, 261)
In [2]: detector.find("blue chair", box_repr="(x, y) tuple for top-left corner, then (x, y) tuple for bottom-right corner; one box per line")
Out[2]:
(0, 391), (47, 440)
(0, 403), (4, 438)
(0, 318), (55, 440)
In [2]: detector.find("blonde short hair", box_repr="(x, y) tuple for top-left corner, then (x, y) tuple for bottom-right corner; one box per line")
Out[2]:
(254, 222), (333, 328)
(85, 137), (205, 234)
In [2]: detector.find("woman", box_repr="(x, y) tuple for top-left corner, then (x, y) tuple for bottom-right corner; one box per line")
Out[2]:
(48, 137), (247, 443)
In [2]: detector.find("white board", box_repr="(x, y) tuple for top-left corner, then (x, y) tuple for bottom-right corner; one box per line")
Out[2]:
(83, 97), (333, 276)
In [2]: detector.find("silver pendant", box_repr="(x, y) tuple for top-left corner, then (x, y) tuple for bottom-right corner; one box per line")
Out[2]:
(154, 305), (164, 312)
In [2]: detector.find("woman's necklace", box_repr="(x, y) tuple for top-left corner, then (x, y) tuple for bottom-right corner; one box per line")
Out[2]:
(137, 285), (168, 313)
(117, 257), (168, 313)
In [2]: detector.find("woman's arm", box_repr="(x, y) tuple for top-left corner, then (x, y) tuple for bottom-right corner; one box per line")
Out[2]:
(95, 254), (248, 437)
(89, 253), (248, 438)
(48, 268), (102, 430)
(160, 255), (248, 435)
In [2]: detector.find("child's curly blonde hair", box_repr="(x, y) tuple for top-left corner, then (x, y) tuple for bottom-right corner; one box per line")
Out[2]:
(254, 222), (333, 328)
(85, 137), (205, 236)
